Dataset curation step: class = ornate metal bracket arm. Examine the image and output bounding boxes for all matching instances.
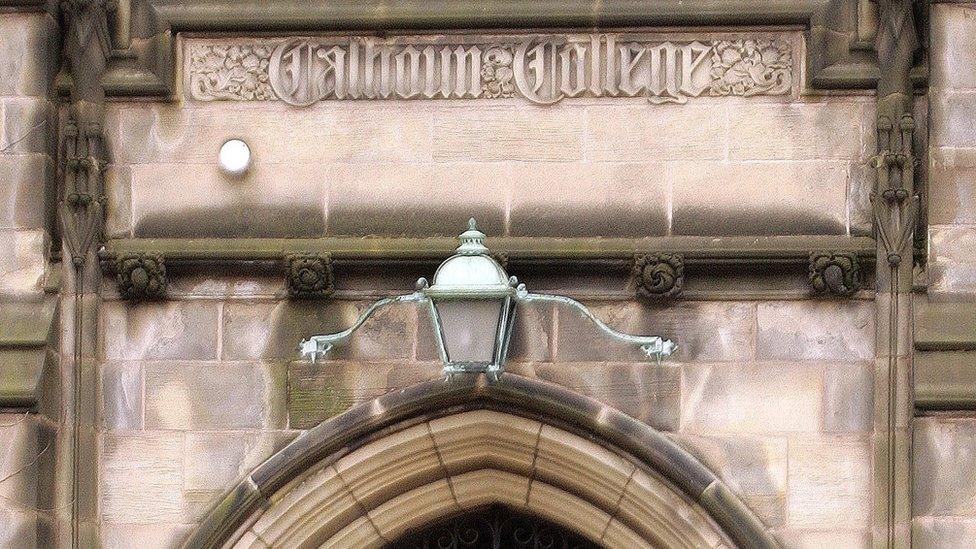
[299,293,424,361]
[634,253,684,299]
[517,289,677,362]
[286,253,335,299]
[809,252,861,297]
[116,253,166,301]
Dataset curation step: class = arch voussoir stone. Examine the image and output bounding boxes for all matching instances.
[184,373,780,549]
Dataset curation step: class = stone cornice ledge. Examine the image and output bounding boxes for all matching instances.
[99,235,876,264]
[151,0,829,31]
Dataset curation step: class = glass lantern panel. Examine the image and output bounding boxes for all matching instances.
[434,299,503,364]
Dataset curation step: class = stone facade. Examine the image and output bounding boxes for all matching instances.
[912,3,976,548]
[0,1,974,548]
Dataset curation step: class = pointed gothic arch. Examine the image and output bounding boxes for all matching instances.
[183,373,780,549]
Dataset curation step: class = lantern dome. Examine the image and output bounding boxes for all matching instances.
[427,219,512,297]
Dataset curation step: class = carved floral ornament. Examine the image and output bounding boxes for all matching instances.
[187,33,795,106]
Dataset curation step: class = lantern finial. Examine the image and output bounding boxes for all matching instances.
[456,218,488,255]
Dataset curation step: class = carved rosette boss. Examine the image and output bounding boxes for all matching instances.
[116,253,167,301]
[286,253,335,299]
[809,252,861,297]
[635,253,684,299]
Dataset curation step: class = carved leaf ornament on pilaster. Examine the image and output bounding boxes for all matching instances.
[635,253,684,299]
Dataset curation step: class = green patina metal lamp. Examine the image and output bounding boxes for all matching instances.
[300,219,676,374]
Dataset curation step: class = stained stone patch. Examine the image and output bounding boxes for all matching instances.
[913,516,976,549]
[221,300,417,361]
[101,300,220,361]
[822,363,874,433]
[100,361,142,430]
[680,362,823,434]
[99,432,186,523]
[288,360,441,429]
[756,301,875,361]
[929,225,976,298]
[0,229,45,296]
[913,417,976,517]
[554,300,755,363]
[786,439,871,529]
[144,361,286,430]
[0,14,54,97]
[670,434,787,527]
[529,362,680,431]
[671,161,849,236]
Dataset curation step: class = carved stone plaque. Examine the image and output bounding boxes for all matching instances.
[186,32,796,106]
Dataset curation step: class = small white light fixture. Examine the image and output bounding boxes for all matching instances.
[218,139,251,177]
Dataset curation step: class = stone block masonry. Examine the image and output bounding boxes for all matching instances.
[96,292,875,547]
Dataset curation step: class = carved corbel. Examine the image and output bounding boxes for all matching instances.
[809,252,861,297]
[635,253,684,299]
[116,253,166,301]
[286,253,335,299]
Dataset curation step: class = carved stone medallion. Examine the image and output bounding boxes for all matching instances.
[116,253,166,301]
[286,253,335,299]
[187,32,795,106]
[635,253,684,299]
[809,252,861,297]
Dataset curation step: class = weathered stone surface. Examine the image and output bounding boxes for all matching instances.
[326,162,506,236]
[99,432,185,523]
[774,529,870,549]
[0,228,45,295]
[671,160,849,235]
[787,439,871,528]
[930,5,976,90]
[288,360,441,428]
[102,165,132,239]
[671,434,787,526]
[508,162,668,237]
[101,524,194,549]
[931,91,976,148]
[102,300,220,360]
[929,148,976,225]
[0,14,54,97]
[100,361,142,430]
[104,103,432,165]
[0,415,55,510]
[929,225,976,299]
[555,301,754,363]
[585,104,725,161]
[756,301,875,361]
[728,101,869,160]
[0,154,51,231]
[507,301,554,362]
[144,361,286,430]
[681,362,823,433]
[822,363,873,433]
[183,432,250,492]
[0,97,54,155]
[128,162,327,238]
[0,508,43,549]
[913,417,976,517]
[222,300,416,361]
[913,517,976,549]
[432,107,582,162]
[530,362,680,431]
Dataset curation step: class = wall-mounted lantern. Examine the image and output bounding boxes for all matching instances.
[300,219,676,374]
